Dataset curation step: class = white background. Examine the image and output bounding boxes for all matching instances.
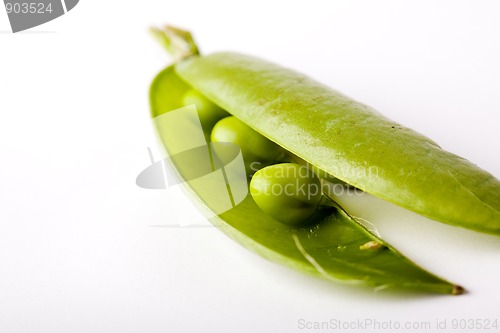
[1,1,500,332]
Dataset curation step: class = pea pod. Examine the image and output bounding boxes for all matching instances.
[175,56,500,236]
[149,27,465,294]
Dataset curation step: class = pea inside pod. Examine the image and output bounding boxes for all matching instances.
[149,25,465,295]
[250,163,323,225]
[211,116,286,173]
[182,88,230,131]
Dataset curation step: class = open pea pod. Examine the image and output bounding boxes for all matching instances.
[150,62,463,295]
[175,54,500,236]
[150,30,500,236]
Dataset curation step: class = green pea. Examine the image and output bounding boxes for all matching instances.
[211,116,286,166]
[250,163,322,226]
[182,88,229,131]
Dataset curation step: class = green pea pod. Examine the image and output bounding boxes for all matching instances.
[174,53,500,236]
[150,62,463,295]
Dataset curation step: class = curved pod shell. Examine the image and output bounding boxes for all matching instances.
[175,52,500,235]
[150,66,462,295]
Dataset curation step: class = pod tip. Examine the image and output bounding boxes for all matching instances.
[452,284,465,295]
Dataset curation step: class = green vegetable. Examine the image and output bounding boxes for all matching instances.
[212,116,286,172]
[148,26,466,294]
[175,54,500,237]
[250,163,322,226]
[292,155,356,188]
[182,88,229,132]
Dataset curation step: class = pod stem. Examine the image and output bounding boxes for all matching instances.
[150,25,200,62]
